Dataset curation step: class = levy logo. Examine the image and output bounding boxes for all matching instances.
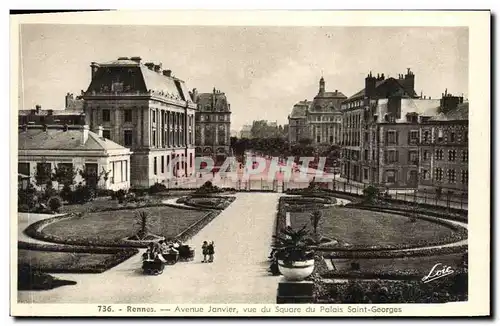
[422,263,455,283]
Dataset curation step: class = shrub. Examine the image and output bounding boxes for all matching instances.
[362,185,379,203]
[114,189,127,203]
[18,183,38,212]
[71,184,95,204]
[60,184,73,202]
[195,181,221,195]
[47,196,63,213]
[149,182,167,194]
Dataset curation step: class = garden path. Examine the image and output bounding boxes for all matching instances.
[18,192,281,304]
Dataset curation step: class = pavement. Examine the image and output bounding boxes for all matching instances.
[17,192,282,304]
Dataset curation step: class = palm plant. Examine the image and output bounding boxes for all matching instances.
[272,224,315,265]
[310,210,323,242]
[135,211,150,239]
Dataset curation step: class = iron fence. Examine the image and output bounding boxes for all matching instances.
[162,176,468,210]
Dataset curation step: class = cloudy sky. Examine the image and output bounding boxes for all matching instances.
[18,25,468,130]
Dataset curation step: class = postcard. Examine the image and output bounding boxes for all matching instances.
[10,10,490,317]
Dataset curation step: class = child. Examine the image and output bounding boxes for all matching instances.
[207,241,215,263]
[202,241,208,263]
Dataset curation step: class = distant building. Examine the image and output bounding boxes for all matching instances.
[288,100,310,143]
[18,124,131,191]
[287,77,346,147]
[192,87,232,164]
[82,57,197,188]
[419,93,468,196]
[307,77,346,146]
[65,92,85,111]
[240,124,252,139]
[18,104,86,126]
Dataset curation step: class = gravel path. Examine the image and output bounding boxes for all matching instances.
[17,192,281,304]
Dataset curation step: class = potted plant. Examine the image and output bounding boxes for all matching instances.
[272,224,315,281]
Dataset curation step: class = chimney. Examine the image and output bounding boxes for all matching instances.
[162,69,172,77]
[48,110,53,116]
[97,125,103,137]
[90,62,99,80]
[154,63,162,72]
[130,56,142,63]
[365,72,376,99]
[82,125,89,144]
[117,56,129,60]
[404,68,415,95]
[145,62,155,70]
[35,104,41,113]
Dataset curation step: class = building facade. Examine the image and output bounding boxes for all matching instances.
[288,100,310,144]
[287,77,346,147]
[192,88,231,164]
[419,96,468,196]
[18,124,131,191]
[82,57,197,188]
[340,69,423,186]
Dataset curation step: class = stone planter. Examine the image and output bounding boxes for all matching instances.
[277,259,315,281]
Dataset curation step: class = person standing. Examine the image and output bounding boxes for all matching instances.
[207,241,215,263]
[202,241,208,263]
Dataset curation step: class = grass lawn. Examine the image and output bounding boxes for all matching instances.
[18,249,126,273]
[60,194,179,215]
[290,207,457,248]
[328,253,464,277]
[42,206,207,243]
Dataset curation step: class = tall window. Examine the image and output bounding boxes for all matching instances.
[124,109,132,123]
[450,132,456,143]
[161,156,165,173]
[435,168,443,181]
[422,169,429,180]
[447,169,456,183]
[124,130,133,146]
[153,157,157,175]
[18,162,30,176]
[152,130,156,147]
[152,110,156,123]
[461,170,468,184]
[448,150,457,161]
[316,135,320,143]
[386,150,398,163]
[102,109,110,122]
[423,150,430,160]
[409,151,419,164]
[166,155,170,172]
[462,150,468,162]
[190,153,193,168]
[387,131,397,144]
[364,150,369,161]
[423,130,430,143]
[409,130,419,144]
[435,149,444,160]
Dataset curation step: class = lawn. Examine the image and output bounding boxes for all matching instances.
[18,249,132,273]
[326,253,464,278]
[290,207,457,248]
[42,206,208,244]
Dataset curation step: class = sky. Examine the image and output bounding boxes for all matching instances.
[18,25,468,131]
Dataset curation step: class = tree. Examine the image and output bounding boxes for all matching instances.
[34,163,53,188]
[52,164,78,189]
[310,210,323,242]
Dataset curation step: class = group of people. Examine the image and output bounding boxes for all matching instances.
[201,241,215,263]
[143,239,182,262]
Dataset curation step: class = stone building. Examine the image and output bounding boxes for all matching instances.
[18,124,131,191]
[419,94,468,196]
[287,77,346,147]
[19,104,86,126]
[340,69,422,185]
[288,100,310,144]
[82,57,197,188]
[307,77,346,146]
[191,87,231,164]
[239,125,252,139]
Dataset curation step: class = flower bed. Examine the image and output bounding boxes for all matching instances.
[176,196,236,210]
[316,272,468,303]
[276,196,467,253]
[321,253,465,279]
[18,248,138,273]
[25,205,210,248]
[320,244,468,259]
